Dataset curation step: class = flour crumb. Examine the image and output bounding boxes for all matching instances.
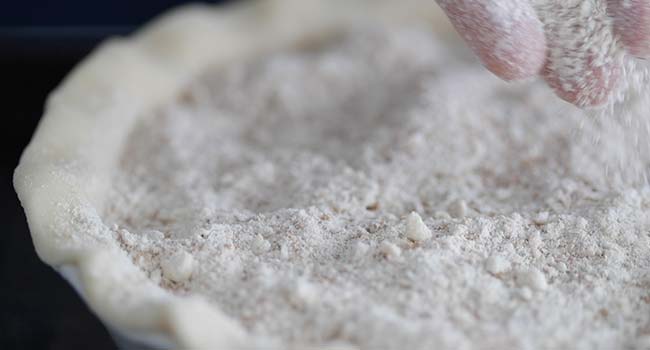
[142,229,165,241]
[350,241,370,260]
[379,241,402,259]
[118,228,135,247]
[405,212,432,242]
[161,251,194,283]
[448,199,468,218]
[433,211,451,220]
[253,234,272,254]
[519,287,534,301]
[516,268,548,291]
[533,211,550,225]
[485,255,511,275]
[287,280,318,308]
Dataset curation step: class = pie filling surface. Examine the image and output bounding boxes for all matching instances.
[104,25,650,349]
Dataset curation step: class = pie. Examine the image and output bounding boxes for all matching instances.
[15,0,650,349]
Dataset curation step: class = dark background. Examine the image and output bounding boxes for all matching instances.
[1,1,230,348]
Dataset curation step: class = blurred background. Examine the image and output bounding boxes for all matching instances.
[1,1,230,348]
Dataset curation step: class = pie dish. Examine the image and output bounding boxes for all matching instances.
[14,1,449,348]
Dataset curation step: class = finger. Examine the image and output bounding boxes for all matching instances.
[608,0,650,58]
[543,53,621,107]
[539,1,623,108]
[437,0,546,81]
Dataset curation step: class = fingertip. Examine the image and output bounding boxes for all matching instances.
[482,20,547,81]
[543,55,621,108]
[609,0,650,58]
[440,0,546,81]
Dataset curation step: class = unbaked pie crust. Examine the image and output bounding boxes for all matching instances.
[14,1,449,348]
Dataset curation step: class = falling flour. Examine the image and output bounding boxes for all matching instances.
[105,22,650,350]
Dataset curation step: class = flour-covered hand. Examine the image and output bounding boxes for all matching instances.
[438,0,650,107]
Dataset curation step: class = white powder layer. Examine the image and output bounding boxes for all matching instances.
[106,25,650,349]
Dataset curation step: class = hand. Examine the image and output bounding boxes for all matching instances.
[436,0,650,107]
